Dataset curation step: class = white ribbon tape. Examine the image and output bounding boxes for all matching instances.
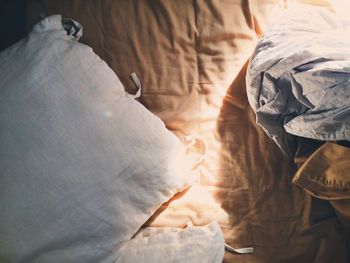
[130,72,142,98]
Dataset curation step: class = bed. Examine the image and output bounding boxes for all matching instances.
[0,0,349,262]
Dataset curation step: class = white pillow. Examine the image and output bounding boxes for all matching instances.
[116,222,225,263]
[0,15,186,263]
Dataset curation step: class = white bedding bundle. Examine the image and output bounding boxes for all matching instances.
[247,3,350,157]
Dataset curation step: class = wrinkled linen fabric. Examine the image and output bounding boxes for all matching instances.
[117,222,225,263]
[293,142,350,227]
[294,142,350,200]
[26,0,261,255]
[247,4,350,157]
[0,15,188,262]
[25,1,350,262]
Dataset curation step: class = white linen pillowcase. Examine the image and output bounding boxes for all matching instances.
[0,15,186,263]
[116,222,225,263]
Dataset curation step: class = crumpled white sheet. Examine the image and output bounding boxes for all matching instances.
[117,222,225,263]
[246,3,350,157]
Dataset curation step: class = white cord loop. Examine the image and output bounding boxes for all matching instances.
[130,72,142,98]
[225,243,254,255]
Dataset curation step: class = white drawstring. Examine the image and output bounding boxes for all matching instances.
[225,243,254,254]
[130,72,142,98]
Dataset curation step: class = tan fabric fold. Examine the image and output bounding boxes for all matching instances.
[293,142,350,229]
[293,143,350,201]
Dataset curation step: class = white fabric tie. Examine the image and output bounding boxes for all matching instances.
[131,72,142,98]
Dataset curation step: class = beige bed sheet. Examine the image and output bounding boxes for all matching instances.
[26,0,349,262]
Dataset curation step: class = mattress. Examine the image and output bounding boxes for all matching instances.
[25,0,349,262]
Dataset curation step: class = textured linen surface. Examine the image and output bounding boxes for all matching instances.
[117,222,225,263]
[0,15,187,263]
[247,6,350,156]
[24,1,350,262]
[294,143,350,200]
[293,142,350,227]
[247,4,350,157]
